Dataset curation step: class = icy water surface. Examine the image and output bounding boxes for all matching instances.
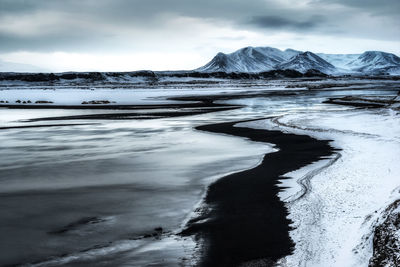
[0,84,398,266]
[0,106,274,266]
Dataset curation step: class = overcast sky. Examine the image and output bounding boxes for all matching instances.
[0,0,399,72]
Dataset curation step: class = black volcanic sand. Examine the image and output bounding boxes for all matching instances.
[323,96,399,109]
[23,107,238,122]
[182,120,336,267]
[0,102,235,110]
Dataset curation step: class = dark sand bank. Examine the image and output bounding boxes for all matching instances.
[23,107,238,122]
[182,120,336,266]
[323,95,400,109]
[0,102,233,110]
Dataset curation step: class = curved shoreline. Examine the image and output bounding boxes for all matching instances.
[182,119,335,266]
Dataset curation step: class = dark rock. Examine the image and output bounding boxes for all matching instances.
[35,100,54,104]
[369,200,400,267]
[81,100,111,104]
[304,69,329,77]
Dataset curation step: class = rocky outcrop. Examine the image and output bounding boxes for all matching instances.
[369,199,400,267]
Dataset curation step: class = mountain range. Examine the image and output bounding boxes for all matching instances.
[197,46,400,75]
[1,46,399,76]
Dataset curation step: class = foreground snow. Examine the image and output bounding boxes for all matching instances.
[240,107,400,267]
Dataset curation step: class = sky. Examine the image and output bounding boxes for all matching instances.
[0,0,399,72]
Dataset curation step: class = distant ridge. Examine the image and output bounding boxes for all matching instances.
[346,51,400,75]
[197,46,400,75]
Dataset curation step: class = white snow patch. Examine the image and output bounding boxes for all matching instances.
[240,108,400,267]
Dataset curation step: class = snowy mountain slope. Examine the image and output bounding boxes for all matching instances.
[278,51,337,74]
[317,53,360,69]
[383,66,400,75]
[346,51,400,74]
[197,46,299,73]
[196,52,239,73]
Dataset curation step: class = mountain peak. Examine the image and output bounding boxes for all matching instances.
[239,46,254,51]
[197,46,299,73]
[347,51,400,73]
[285,48,300,53]
[215,52,227,58]
[278,51,336,74]
[363,51,385,55]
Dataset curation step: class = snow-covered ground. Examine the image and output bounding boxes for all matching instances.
[240,107,400,267]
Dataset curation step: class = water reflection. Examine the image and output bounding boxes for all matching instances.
[0,106,271,266]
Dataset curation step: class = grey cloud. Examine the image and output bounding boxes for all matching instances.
[0,0,398,53]
[0,0,281,52]
[0,32,112,53]
[248,15,323,30]
[311,0,400,15]
[1,0,398,24]
[0,0,272,20]
[0,0,40,14]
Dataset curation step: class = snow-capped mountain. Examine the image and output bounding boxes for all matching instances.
[278,51,337,74]
[197,46,300,73]
[346,51,400,74]
[197,46,400,75]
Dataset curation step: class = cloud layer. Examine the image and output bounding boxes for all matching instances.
[0,0,398,70]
